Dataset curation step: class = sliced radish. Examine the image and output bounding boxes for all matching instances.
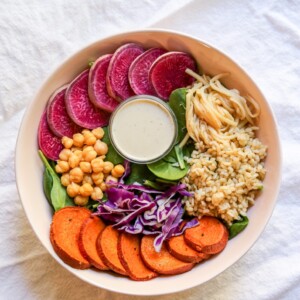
[106,43,144,101]
[128,48,167,96]
[38,111,63,160]
[149,51,197,100]
[88,54,119,113]
[65,70,110,129]
[46,85,82,138]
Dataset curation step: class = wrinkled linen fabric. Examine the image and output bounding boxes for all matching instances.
[0,0,299,299]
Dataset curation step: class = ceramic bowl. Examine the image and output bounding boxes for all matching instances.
[15,29,281,296]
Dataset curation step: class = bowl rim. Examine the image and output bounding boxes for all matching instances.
[15,28,282,296]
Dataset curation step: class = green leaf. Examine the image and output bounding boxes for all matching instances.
[229,215,249,239]
[169,88,187,143]
[43,168,54,209]
[102,127,124,165]
[39,150,74,211]
[125,163,155,185]
[143,180,166,191]
[147,157,189,181]
[175,144,185,169]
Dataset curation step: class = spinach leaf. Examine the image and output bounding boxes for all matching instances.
[143,180,166,191]
[229,215,249,239]
[125,163,155,185]
[39,150,74,211]
[174,144,185,169]
[102,127,124,165]
[169,88,187,143]
[147,156,189,181]
[43,167,53,207]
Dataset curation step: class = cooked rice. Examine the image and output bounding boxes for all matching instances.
[182,121,267,226]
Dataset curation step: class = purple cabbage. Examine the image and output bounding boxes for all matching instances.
[94,182,198,252]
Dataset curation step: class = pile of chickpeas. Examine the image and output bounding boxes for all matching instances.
[55,127,125,206]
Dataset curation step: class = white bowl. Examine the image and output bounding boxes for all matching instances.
[15,29,282,296]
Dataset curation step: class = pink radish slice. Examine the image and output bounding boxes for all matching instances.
[106,43,144,101]
[65,70,110,129]
[47,85,82,138]
[128,48,167,96]
[38,111,63,160]
[88,54,119,113]
[149,51,197,100]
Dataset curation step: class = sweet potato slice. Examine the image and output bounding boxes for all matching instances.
[118,233,158,281]
[78,215,109,270]
[167,234,210,263]
[184,216,229,254]
[140,236,194,275]
[96,225,127,276]
[50,207,91,269]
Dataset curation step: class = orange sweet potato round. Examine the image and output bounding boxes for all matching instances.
[118,233,158,281]
[78,215,109,270]
[184,216,229,254]
[50,207,91,269]
[140,235,194,275]
[96,225,127,276]
[167,234,210,263]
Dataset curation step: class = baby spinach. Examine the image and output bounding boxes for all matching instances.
[125,163,155,185]
[102,127,124,165]
[169,88,187,143]
[229,215,249,239]
[39,150,74,211]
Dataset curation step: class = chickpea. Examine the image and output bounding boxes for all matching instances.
[94,140,108,156]
[103,161,114,174]
[111,164,125,178]
[82,129,91,136]
[105,175,118,186]
[55,160,70,173]
[59,149,72,161]
[73,133,84,147]
[73,150,83,161]
[61,173,70,187]
[79,183,93,197]
[99,182,107,192]
[69,167,84,183]
[91,157,104,173]
[80,161,92,173]
[92,127,105,139]
[91,187,103,200]
[92,172,104,185]
[67,182,80,197]
[82,174,93,185]
[62,136,73,149]
[69,154,80,169]
[74,195,89,206]
[84,133,97,146]
[82,149,97,162]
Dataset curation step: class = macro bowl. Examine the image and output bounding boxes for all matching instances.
[15,29,282,296]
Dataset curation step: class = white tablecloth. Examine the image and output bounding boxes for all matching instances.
[1,0,299,299]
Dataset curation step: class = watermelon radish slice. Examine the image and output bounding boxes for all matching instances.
[106,43,144,101]
[88,54,119,113]
[128,48,167,95]
[149,52,197,100]
[47,85,82,138]
[38,111,63,160]
[65,70,110,129]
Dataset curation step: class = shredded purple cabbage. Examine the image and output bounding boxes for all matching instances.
[94,181,198,252]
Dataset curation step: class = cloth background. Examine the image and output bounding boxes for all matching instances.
[0,0,299,299]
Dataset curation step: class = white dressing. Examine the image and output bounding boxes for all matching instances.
[110,97,177,163]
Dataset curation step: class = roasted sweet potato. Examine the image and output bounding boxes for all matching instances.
[50,207,91,269]
[118,233,158,281]
[96,225,127,276]
[140,236,194,275]
[167,234,210,263]
[78,215,109,270]
[184,216,229,254]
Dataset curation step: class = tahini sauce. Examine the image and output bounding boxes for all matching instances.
[110,98,176,162]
